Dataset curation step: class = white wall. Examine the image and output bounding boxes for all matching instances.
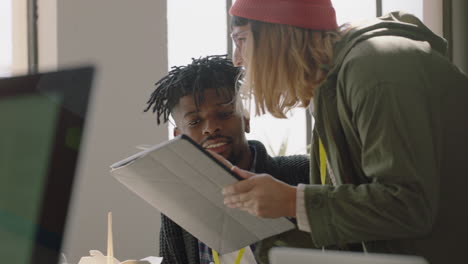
[38,0,57,71]
[39,0,168,263]
[11,0,28,75]
[423,0,443,36]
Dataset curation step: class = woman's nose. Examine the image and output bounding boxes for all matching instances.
[233,46,244,67]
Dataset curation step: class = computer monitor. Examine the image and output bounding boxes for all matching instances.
[0,66,95,264]
[269,247,428,264]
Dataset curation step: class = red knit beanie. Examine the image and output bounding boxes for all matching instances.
[230,0,338,30]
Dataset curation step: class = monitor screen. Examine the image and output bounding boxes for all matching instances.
[0,66,94,264]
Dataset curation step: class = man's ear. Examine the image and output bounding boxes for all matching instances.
[173,127,181,137]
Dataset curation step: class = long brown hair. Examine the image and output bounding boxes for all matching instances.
[236,18,341,118]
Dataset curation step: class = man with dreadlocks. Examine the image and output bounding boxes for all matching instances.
[144,55,311,264]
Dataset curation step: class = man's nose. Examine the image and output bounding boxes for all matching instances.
[203,119,222,135]
[233,46,243,67]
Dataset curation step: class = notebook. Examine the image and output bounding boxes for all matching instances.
[0,66,95,264]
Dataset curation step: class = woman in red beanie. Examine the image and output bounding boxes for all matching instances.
[222,0,468,263]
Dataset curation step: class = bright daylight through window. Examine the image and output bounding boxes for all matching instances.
[0,0,28,77]
[167,0,422,156]
[168,0,307,156]
[0,0,13,77]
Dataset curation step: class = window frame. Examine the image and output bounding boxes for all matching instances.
[442,0,453,61]
[2,0,37,75]
[27,0,39,74]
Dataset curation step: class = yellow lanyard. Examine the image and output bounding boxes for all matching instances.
[319,139,328,253]
[319,139,327,185]
[212,248,245,264]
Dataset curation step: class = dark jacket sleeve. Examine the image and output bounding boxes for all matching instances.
[249,140,310,185]
[159,214,189,264]
[268,154,310,185]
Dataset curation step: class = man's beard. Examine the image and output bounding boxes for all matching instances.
[227,149,241,166]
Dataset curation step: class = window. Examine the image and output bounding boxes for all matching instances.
[167,0,228,138]
[167,0,227,67]
[382,0,423,19]
[166,0,422,155]
[167,0,307,156]
[332,0,376,25]
[247,105,308,156]
[0,0,28,77]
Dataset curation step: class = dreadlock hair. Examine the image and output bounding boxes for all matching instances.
[144,55,241,125]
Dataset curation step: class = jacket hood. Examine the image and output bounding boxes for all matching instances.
[329,11,448,76]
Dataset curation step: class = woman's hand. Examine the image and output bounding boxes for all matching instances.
[222,166,297,218]
[206,149,297,218]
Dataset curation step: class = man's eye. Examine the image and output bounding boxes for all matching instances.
[188,119,200,126]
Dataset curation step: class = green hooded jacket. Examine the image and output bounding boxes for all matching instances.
[257,12,468,264]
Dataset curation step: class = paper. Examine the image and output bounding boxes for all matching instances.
[77,250,157,264]
[76,212,161,264]
[110,135,295,254]
[140,257,163,264]
[76,250,124,264]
